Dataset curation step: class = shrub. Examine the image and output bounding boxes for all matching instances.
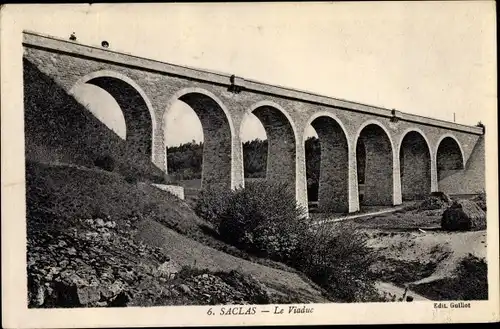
[194,184,235,225]
[25,161,204,235]
[413,254,488,300]
[473,190,486,211]
[293,223,380,302]
[124,174,139,184]
[441,199,486,231]
[417,192,452,211]
[452,255,488,300]
[217,181,308,263]
[94,154,115,172]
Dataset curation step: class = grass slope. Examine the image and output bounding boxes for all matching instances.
[26,161,327,306]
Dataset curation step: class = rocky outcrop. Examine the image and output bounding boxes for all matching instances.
[28,216,166,307]
[183,270,270,305]
[27,216,278,307]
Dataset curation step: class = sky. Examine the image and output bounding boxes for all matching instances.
[10,2,497,146]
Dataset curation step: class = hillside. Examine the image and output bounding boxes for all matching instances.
[26,161,328,307]
[23,58,165,185]
[24,56,329,307]
[23,54,487,306]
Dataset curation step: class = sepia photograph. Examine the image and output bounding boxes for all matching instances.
[1,2,498,327]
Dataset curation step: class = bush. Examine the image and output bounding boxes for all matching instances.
[473,190,486,211]
[417,192,452,211]
[25,161,205,236]
[124,174,139,184]
[193,180,384,302]
[293,223,380,302]
[452,255,488,300]
[441,199,486,231]
[413,254,488,300]
[94,154,115,172]
[194,184,235,226]
[217,181,308,262]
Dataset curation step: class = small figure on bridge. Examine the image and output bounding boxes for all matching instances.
[69,32,76,41]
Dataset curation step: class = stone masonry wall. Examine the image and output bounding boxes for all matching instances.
[23,59,165,184]
[400,131,431,200]
[178,93,233,190]
[357,124,394,206]
[23,41,485,214]
[311,116,349,213]
[252,106,296,191]
[438,135,485,195]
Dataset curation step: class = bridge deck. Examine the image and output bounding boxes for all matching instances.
[22,30,483,136]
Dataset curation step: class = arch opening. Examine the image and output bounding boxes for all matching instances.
[72,84,126,140]
[165,101,203,182]
[241,113,268,181]
[164,92,233,191]
[356,124,394,206]
[305,135,320,204]
[399,131,431,200]
[308,116,349,213]
[84,76,153,156]
[436,136,464,183]
[249,105,296,192]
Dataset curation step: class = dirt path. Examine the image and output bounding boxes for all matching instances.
[312,206,406,225]
[367,229,487,288]
[135,219,328,303]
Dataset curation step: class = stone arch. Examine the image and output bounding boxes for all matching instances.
[435,134,465,184]
[355,120,395,206]
[304,112,350,212]
[398,129,432,200]
[69,70,156,160]
[243,100,298,195]
[163,88,236,190]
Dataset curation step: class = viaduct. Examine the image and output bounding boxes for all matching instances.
[22,31,486,214]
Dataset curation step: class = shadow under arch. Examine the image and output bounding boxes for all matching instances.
[398,129,432,200]
[435,134,465,184]
[354,120,395,206]
[304,112,350,213]
[69,70,156,160]
[163,88,236,190]
[242,100,298,196]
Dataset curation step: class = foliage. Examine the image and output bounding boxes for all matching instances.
[413,254,488,300]
[24,59,165,186]
[453,255,488,300]
[25,161,206,237]
[473,190,486,211]
[305,137,321,200]
[26,160,310,279]
[194,185,235,226]
[166,137,322,199]
[369,256,440,286]
[216,181,309,263]
[242,139,268,178]
[195,179,381,302]
[441,199,486,231]
[292,223,380,302]
[94,154,116,172]
[417,192,452,211]
[167,141,203,180]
